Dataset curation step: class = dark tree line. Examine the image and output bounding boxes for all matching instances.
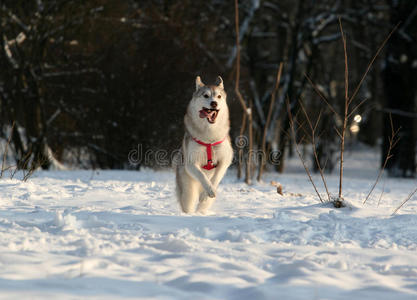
[0,0,416,178]
[383,0,417,177]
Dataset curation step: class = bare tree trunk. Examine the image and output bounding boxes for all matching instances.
[237,112,247,179]
[234,0,252,183]
[276,0,304,173]
[257,63,283,181]
[383,1,417,178]
[245,99,253,184]
[24,69,51,170]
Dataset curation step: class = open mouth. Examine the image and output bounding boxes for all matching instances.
[199,107,219,124]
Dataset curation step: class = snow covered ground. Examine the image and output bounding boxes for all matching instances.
[0,148,416,299]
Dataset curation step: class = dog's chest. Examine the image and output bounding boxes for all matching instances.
[186,139,228,167]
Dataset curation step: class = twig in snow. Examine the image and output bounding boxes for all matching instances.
[270,181,283,195]
[377,178,387,207]
[392,188,417,215]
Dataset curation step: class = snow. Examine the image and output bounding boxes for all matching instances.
[0,149,416,299]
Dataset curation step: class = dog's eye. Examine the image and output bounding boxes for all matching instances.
[217,95,221,99]
[204,94,209,98]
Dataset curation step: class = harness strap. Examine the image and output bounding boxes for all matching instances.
[192,136,226,170]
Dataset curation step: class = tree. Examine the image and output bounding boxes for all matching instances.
[382,1,417,178]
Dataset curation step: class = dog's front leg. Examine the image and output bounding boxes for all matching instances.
[185,163,216,197]
[196,161,229,214]
[198,152,232,213]
[210,160,230,189]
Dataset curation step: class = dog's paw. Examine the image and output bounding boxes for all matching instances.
[206,185,216,198]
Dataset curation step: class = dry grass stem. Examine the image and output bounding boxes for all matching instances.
[299,101,331,201]
[363,114,400,204]
[377,178,387,207]
[286,98,324,203]
[392,188,417,215]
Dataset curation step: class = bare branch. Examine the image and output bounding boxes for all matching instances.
[349,22,400,104]
[299,101,314,133]
[334,126,342,139]
[299,101,331,201]
[233,0,248,113]
[347,98,368,119]
[392,188,417,215]
[304,73,340,118]
[378,108,417,119]
[287,98,324,203]
[363,113,399,204]
[313,110,323,133]
[227,0,260,68]
[339,18,349,106]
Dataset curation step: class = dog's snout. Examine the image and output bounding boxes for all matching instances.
[210,101,218,108]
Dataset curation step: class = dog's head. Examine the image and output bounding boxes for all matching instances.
[191,76,227,124]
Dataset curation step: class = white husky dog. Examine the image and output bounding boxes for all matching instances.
[174,76,233,214]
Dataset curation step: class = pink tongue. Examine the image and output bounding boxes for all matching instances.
[199,109,209,118]
[200,109,216,120]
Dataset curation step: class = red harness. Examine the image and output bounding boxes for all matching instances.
[192,136,226,170]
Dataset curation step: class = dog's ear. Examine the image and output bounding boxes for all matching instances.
[216,76,224,89]
[195,76,205,91]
